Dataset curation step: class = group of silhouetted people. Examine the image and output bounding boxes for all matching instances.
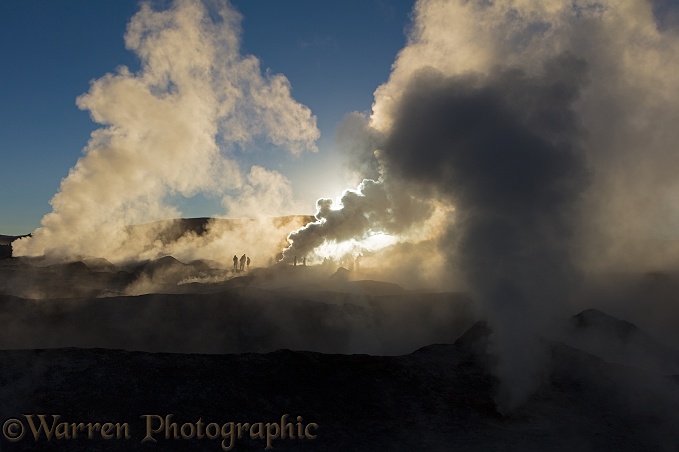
[232,254,250,272]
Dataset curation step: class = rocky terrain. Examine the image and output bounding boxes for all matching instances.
[0,316,677,451]
[0,257,678,450]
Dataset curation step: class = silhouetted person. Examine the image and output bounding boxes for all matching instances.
[240,254,246,271]
[303,257,306,266]
[355,254,362,271]
[294,256,297,267]
[246,256,250,270]
[233,255,238,271]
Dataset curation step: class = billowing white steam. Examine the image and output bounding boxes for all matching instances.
[283,0,679,412]
[223,165,304,219]
[371,0,679,265]
[15,0,318,262]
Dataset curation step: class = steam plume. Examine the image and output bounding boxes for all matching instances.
[284,0,679,411]
[15,0,319,262]
[281,175,436,263]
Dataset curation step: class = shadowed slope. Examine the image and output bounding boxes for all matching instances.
[1,317,678,450]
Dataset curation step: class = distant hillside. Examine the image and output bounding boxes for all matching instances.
[565,308,679,374]
[124,215,315,246]
[0,234,32,245]
[0,234,31,258]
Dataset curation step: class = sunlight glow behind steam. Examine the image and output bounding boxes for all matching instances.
[310,231,398,264]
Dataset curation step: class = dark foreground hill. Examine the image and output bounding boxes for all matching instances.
[0,319,678,451]
[1,259,679,449]
[0,258,477,355]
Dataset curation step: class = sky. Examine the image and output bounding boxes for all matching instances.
[0,0,414,235]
